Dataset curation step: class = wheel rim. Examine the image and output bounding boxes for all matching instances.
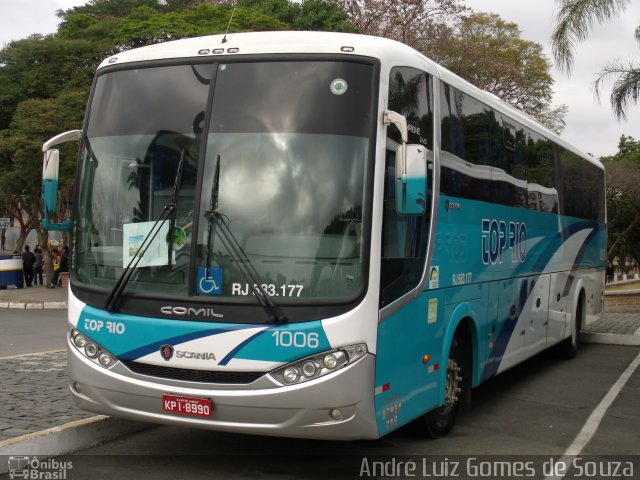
[438,357,461,415]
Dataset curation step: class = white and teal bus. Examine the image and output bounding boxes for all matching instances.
[42,31,606,440]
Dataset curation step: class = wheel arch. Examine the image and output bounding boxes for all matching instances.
[440,303,480,405]
[569,279,587,336]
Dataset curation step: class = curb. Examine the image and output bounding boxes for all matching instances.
[0,302,67,310]
[0,416,150,474]
[580,331,640,346]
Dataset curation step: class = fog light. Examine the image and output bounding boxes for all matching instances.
[282,367,299,384]
[301,361,318,378]
[330,408,344,421]
[98,352,114,367]
[85,342,98,358]
[74,334,87,348]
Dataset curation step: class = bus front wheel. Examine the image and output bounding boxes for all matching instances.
[421,335,464,438]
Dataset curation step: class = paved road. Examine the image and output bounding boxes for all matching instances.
[9,343,635,480]
[0,351,92,439]
[0,309,68,357]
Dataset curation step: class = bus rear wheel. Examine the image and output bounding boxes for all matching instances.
[559,294,583,359]
[422,336,464,438]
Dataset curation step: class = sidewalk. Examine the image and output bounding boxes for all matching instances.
[0,284,67,309]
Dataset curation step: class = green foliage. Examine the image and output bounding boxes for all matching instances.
[293,0,357,32]
[615,134,640,159]
[602,134,640,262]
[0,36,99,129]
[111,4,288,49]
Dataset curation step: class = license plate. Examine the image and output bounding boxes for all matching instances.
[162,394,212,418]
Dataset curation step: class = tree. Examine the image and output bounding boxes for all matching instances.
[552,0,640,119]
[0,91,86,280]
[335,0,468,51]
[437,13,567,133]
[0,35,101,130]
[601,135,640,264]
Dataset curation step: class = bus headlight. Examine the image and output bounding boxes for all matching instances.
[70,329,116,369]
[270,344,367,386]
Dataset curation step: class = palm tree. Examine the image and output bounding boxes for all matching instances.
[552,0,640,118]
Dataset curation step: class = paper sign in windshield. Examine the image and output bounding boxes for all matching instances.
[123,221,170,268]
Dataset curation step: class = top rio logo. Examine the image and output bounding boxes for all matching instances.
[481,219,527,265]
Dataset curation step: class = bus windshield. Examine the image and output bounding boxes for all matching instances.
[73,59,375,305]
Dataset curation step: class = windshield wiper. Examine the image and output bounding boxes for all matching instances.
[104,148,188,313]
[203,155,287,324]
[167,148,188,268]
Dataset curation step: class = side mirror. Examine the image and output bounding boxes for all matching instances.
[41,130,82,232]
[42,149,60,216]
[395,144,427,215]
[383,110,428,215]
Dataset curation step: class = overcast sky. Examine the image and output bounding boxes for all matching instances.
[1,0,639,158]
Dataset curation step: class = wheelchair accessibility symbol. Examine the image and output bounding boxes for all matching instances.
[197,266,222,295]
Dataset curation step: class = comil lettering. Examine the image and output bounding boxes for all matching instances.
[161,306,223,318]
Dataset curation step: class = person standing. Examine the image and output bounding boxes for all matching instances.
[606,261,614,283]
[22,245,36,287]
[49,246,69,288]
[33,246,44,286]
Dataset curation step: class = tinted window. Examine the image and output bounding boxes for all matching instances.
[209,61,373,137]
[558,148,605,222]
[440,82,559,214]
[381,67,433,307]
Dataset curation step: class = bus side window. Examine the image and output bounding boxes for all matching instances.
[380,67,432,307]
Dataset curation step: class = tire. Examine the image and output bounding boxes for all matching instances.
[558,294,583,359]
[421,335,465,438]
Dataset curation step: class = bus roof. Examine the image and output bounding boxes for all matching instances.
[99,31,602,170]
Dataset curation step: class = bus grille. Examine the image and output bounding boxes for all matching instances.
[121,360,265,384]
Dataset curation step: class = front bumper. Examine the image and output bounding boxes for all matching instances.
[67,336,379,440]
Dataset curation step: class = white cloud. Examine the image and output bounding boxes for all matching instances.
[0,0,87,48]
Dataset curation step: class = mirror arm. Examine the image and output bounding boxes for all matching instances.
[383,110,408,143]
[42,130,82,152]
